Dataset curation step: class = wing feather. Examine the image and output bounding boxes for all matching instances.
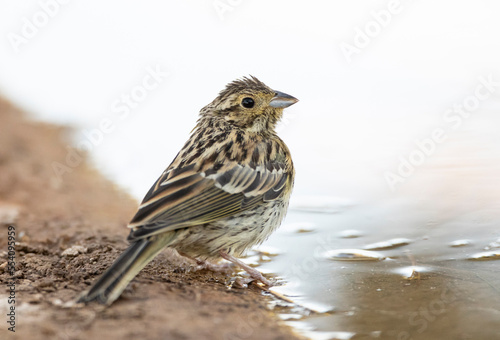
[128,161,290,242]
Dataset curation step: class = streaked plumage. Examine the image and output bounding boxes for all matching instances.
[78,76,298,305]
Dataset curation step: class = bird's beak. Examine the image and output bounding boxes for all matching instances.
[269,91,299,108]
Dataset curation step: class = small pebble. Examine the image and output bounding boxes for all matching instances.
[363,238,411,251]
[468,251,500,261]
[338,229,363,238]
[325,249,386,261]
[28,293,44,304]
[449,239,472,247]
[62,245,88,257]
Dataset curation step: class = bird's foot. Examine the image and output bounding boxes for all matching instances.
[178,251,234,274]
[196,260,234,274]
[219,251,273,287]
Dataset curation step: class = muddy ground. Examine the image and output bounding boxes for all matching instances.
[0,97,302,340]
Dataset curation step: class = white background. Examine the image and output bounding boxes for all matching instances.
[1,0,500,202]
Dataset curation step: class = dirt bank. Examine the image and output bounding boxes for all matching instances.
[0,97,302,340]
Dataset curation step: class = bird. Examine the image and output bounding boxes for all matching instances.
[77,76,298,305]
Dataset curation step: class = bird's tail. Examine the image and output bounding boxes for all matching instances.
[77,232,176,305]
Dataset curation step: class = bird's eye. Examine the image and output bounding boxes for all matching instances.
[241,97,255,108]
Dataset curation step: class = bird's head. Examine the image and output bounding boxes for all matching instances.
[201,76,298,134]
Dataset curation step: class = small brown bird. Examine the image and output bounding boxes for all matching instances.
[78,76,298,305]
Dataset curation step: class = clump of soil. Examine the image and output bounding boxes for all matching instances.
[0,97,301,340]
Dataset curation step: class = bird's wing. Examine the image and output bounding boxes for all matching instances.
[127,161,290,241]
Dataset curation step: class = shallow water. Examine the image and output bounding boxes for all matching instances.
[253,163,500,339]
[257,203,499,339]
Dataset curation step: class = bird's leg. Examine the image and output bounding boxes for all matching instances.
[219,251,273,286]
